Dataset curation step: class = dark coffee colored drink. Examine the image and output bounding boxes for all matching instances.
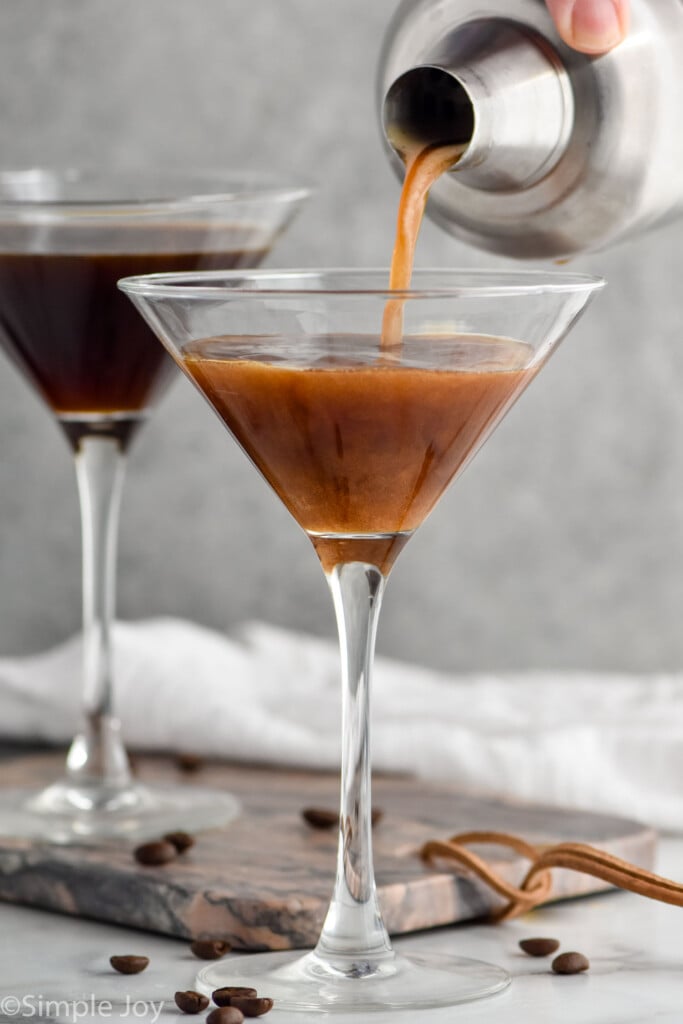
[183,334,536,572]
[0,225,267,449]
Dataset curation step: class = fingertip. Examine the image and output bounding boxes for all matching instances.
[547,0,629,55]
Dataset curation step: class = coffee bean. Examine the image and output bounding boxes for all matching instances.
[164,830,195,853]
[174,990,209,1014]
[212,988,258,1007]
[177,752,204,773]
[109,955,149,975]
[301,807,385,829]
[230,996,274,1017]
[206,1009,244,1024]
[133,840,177,866]
[519,937,560,958]
[552,951,590,975]
[302,807,337,830]
[190,938,232,960]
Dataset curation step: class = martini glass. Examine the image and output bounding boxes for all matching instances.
[0,170,308,842]
[120,268,602,1011]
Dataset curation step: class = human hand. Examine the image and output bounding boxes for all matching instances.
[545,0,629,53]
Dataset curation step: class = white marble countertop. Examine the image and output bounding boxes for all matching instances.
[1,838,683,1023]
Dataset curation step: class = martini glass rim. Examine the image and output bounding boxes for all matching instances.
[118,265,605,301]
[0,167,311,215]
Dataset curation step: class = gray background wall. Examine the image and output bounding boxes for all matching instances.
[0,0,681,672]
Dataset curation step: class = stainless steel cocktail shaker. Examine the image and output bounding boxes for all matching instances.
[377,0,683,258]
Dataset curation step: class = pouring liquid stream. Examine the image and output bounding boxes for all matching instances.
[382,142,465,351]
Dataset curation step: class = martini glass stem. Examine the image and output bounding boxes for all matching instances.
[66,435,131,790]
[315,560,394,975]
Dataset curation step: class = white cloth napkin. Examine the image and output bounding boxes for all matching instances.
[0,617,681,830]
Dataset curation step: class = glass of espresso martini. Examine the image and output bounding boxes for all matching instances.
[0,170,308,842]
[120,267,602,1012]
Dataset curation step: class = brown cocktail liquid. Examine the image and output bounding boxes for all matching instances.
[184,334,535,573]
[0,225,267,450]
[183,143,537,573]
[382,142,465,349]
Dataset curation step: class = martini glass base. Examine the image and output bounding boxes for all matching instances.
[0,781,240,843]
[196,948,510,1013]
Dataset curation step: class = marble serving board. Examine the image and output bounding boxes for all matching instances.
[0,752,657,950]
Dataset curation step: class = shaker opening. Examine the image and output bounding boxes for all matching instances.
[383,66,474,159]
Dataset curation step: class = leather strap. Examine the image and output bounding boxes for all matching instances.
[420,831,683,921]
